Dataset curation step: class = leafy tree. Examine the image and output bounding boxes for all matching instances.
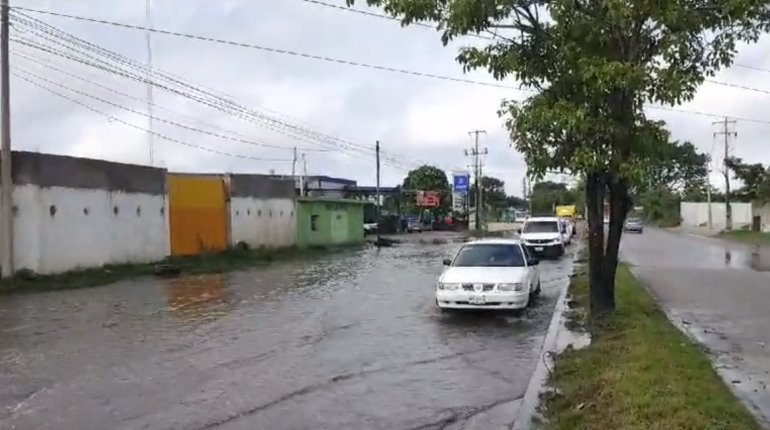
[350,0,770,316]
[726,157,770,202]
[643,141,709,194]
[469,176,507,209]
[529,180,578,214]
[401,165,452,215]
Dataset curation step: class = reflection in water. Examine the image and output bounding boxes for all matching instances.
[165,273,232,323]
[722,247,770,272]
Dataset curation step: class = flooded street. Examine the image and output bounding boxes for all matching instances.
[0,240,576,430]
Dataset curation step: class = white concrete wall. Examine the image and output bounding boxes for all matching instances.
[680,202,753,229]
[3,184,169,274]
[230,197,297,249]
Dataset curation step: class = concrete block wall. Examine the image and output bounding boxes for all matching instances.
[2,151,169,274]
[680,201,753,229]
[228,174,297,249]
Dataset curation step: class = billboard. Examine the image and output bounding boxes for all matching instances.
[453,172,470,192]
[416,191,440,207]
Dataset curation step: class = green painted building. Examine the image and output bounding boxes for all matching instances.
[296,198,367,248]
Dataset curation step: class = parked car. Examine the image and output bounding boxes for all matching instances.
[624,217,644,233]
[518,216,566,258]
[436,239,541,311]
[363,223,378,235]
[407,219,423,233]
[559,218,573,244]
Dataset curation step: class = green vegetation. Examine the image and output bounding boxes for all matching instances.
[720,230,770,246]
[349,0,770,316]
[540,264,759,430]
[0,246,341,295]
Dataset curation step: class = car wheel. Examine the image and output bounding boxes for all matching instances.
[535,281,542,295]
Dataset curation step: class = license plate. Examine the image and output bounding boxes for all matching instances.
[469,295,486,304]
[535,247,544,252]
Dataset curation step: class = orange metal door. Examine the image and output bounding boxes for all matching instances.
[168,174,229,256]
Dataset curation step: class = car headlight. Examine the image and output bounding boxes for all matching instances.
[438,282,460,291]
[497,282,525,292]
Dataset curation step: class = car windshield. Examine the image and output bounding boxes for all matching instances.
[627,218,642,223]
[523,221,559,233]
[452,244,526,267]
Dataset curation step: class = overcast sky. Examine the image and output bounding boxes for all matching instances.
[8,0,770,196]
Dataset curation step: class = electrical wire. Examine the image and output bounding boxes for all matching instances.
[298,0,499,41]
[13,70,295,162]
[13,6,770,127]
[10,6,526,92]
[10,11,432,169]
[11,48,333,153]
[10,14,440,171]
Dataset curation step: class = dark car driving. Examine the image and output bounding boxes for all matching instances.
[624,217,644,233]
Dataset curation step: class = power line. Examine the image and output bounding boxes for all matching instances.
[13,66,343,160]
[14,6,770,127]
[10,6,525,92]
[11,48,333,153]
[9,11,434,169]
[298,0,498,41]
[13,70,295,162]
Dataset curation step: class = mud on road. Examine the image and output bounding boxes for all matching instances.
[0,240,577,430]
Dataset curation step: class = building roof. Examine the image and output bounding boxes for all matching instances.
[306,175,357,185]
[296,197,370,205]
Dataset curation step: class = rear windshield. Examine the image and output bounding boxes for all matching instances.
[523,221,559,233]
[452,244,526,267]
[627,218,642,223]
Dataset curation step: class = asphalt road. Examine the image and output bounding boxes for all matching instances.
[621,227,770,426]
[0,239,577,430]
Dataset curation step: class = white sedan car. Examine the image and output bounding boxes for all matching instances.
[436,239,541,311]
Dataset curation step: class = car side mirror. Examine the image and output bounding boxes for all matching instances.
[517,228,522,234]
[442,258,452,266]
[528,257,539,266]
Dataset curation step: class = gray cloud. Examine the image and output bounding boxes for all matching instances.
[8,0,770,197]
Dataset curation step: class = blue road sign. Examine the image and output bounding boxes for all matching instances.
[453,174,470,192]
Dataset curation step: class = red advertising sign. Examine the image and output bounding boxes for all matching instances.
[416,191,440,207]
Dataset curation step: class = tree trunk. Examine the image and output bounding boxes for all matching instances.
[585,171,608,316]
[599,175,631,314]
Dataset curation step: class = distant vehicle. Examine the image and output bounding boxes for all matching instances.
[555,205,576,218]
[559,218,573,244]
[518,216,566,258]
[407,220,423,233]
[363,223,378,235]
[436,239,541,311]
[624,217,644,234]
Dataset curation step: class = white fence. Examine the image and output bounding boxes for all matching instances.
[680,201,752,229]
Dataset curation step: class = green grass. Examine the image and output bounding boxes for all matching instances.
[0,245,343,295]
[540,264,760,430]
[720,230,770,246]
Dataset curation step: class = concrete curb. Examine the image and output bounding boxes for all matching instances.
[511,243,585,430]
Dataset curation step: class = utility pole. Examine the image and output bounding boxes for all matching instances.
[375,140,381,242]
[300,153,307,197]
[291,146,297,177]
[713,117,737,230]
[1,0,13,278]
[465,130,487,231]
[706,152,713,230]
[145,0,155,166]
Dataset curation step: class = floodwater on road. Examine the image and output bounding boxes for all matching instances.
[0,240,576,430]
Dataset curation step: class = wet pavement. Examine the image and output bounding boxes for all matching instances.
[621,228,770,426]
[0,240,577,430]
